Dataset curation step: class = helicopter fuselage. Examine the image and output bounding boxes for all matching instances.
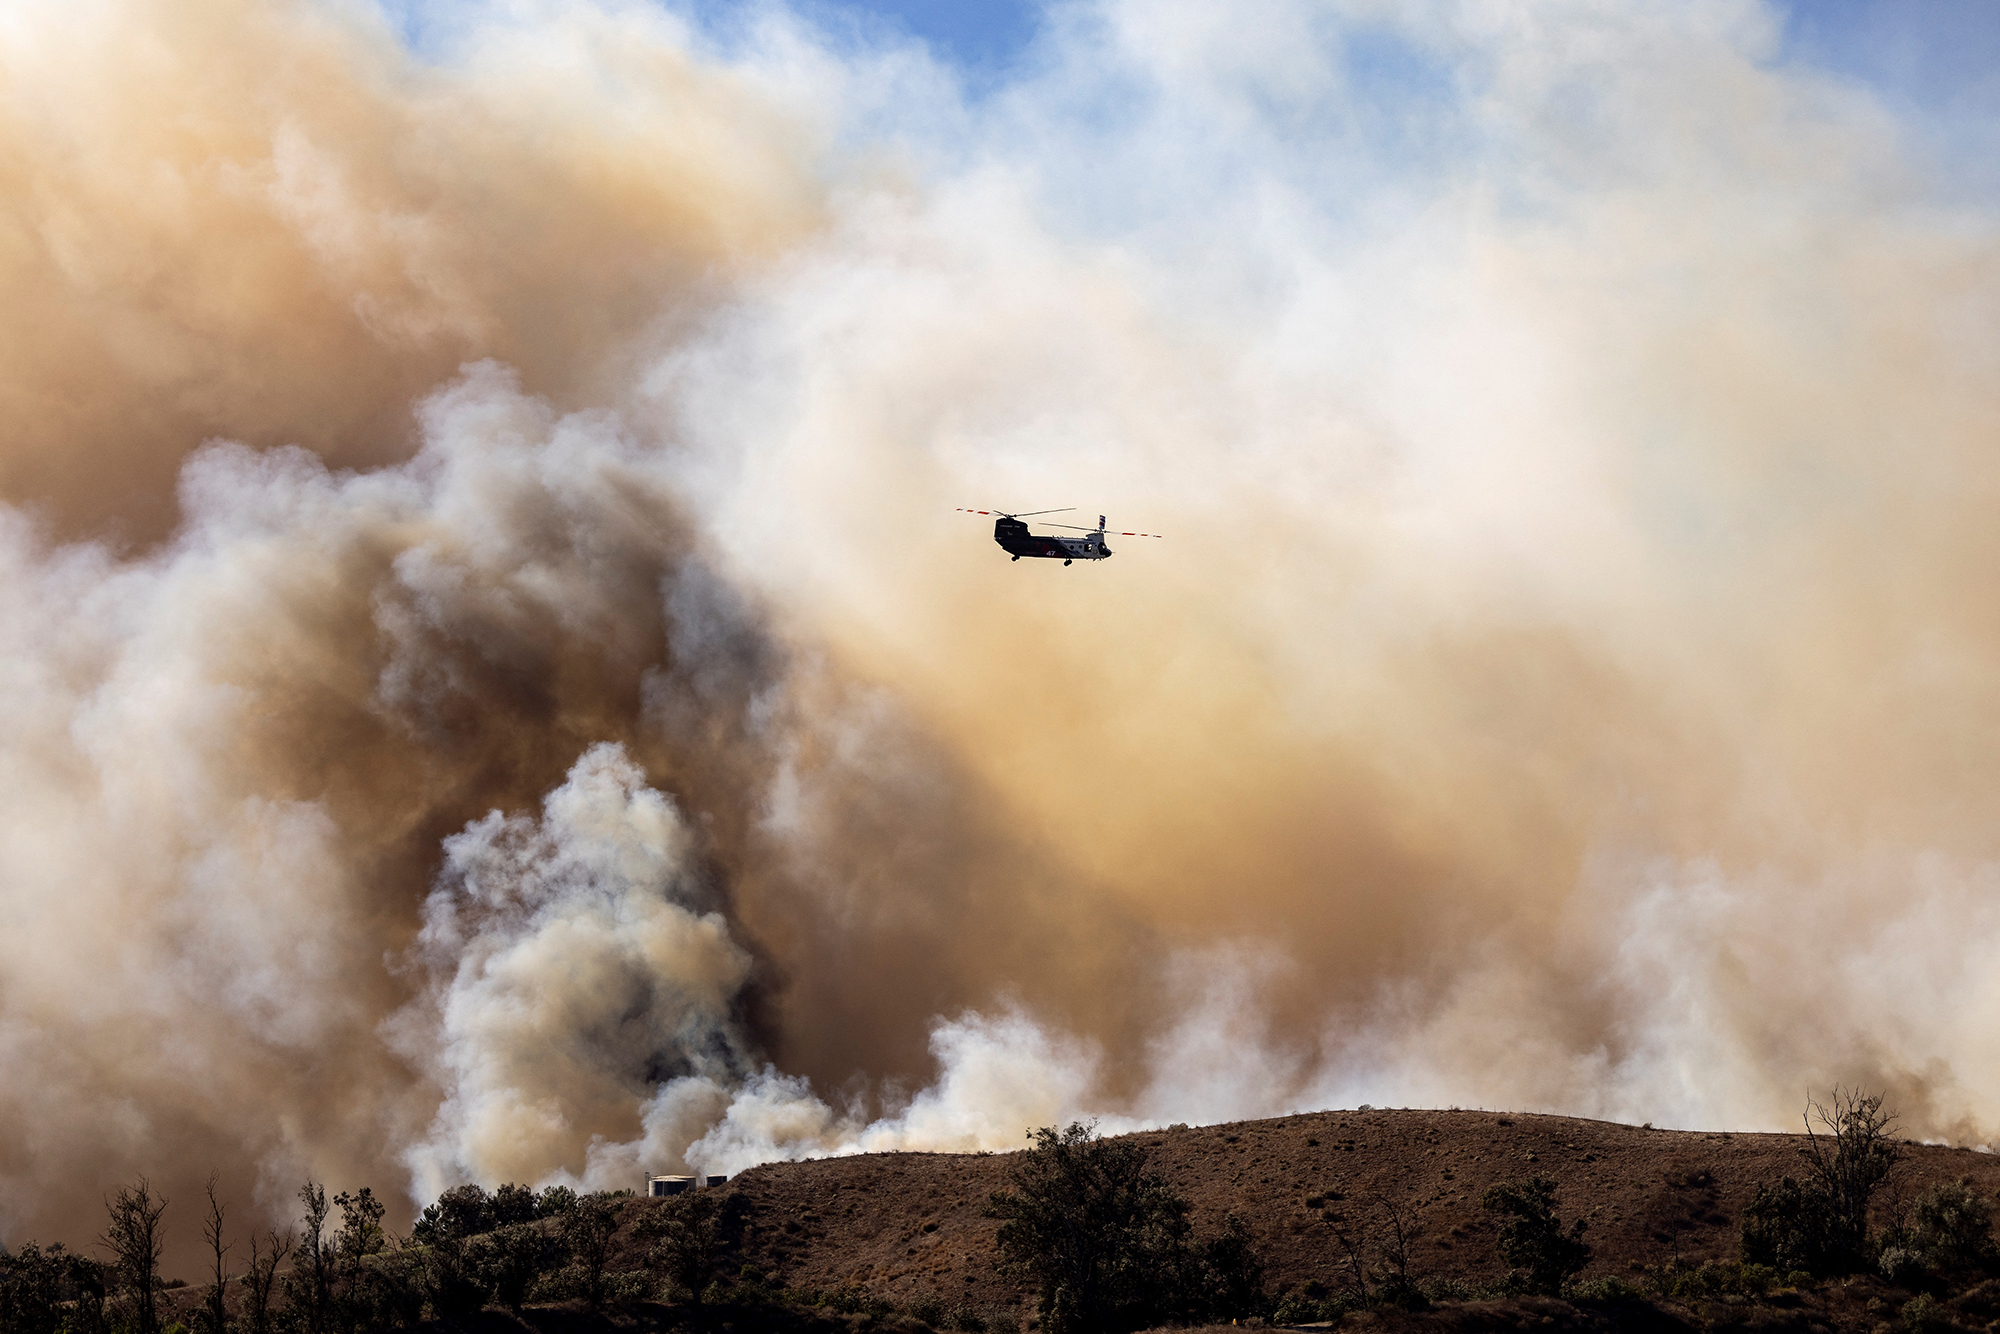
[994,516,1112,563]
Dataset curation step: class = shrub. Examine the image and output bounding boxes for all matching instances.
[1567,1275,1643,1302]
[1481,1177,1591,1296]
[908,1291,946,1326]
[1909,1178,1996,1273]
[1742,1175,1838,1275]
[1643,1257,1775,1300]
[1903,1291,1948,1332]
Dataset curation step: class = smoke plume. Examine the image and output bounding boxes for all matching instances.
[6,0,2000,1270]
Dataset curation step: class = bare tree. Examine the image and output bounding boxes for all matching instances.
[1325,1212,1370,1308]
[1374,1197,1424,1305]
[240,1229,292,1334]
[102,1178,167,1334]
[201,1176,231,1334]
[1801,1086,1900,1269]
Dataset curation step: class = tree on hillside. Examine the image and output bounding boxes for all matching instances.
[640,1190,726,1306]
[411,1185,494,1245]
[333,1188,385,1270]
[1742,1087,1900,1277]
[1481,1177,1591,1296]
[199,1177,230,1334]
[291,1182,334,1334]
[0,1242,76,1334]
[490,1184,539,1229]
[561,1196,623,1309]
[239,1229,291,1334]
[102,1179,166,1334]
[985,1122,1265,1334]
[66,1252,109,1334]
[1800,1087,1899,1271]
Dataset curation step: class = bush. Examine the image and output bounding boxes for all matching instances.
[1903,1292,1948,1332]
[1643,1257,1775,1300]
[1908,1178,1996,1274]
[985,1122,1266,1334]
[1481,1178,1591,1296]
[1567,1275,1644,1302]
[1743,1176,1839,1276]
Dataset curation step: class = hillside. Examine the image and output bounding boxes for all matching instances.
[132,1107,2000,1332]
[716,1107,2000,1311]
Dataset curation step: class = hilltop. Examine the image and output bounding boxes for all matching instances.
[719,1106,2000,1311]
[136,1107,2000,1332]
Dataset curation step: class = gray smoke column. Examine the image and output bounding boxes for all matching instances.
[10,0,2000,1273]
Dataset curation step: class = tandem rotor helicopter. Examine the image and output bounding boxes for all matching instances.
[955,508,1163,565]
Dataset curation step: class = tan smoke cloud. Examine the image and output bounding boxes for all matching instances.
[0,0,819,539]
[7,0,2000,1277]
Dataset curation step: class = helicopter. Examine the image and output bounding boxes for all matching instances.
[956,508,1163,564]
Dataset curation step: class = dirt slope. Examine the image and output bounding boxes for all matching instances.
[713,1108,2000,1309]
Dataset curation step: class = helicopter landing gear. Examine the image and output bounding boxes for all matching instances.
[1012,555,1020,561]
[1063,559,1072,565]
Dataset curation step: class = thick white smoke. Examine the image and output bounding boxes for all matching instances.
[396,742,753,1200]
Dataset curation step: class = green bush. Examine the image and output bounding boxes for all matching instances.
[1903,1292,1948,1332]
[986,1122,1265,1334]
[1269,1292,1322,1323]
[1742,1175,1838,1275]
[1643,1257,1776,1300]
[1480,1177,1591,1296]
[1567,1275,1643,1302]
[1909,1178,1996,1273]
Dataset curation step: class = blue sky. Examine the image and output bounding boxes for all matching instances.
[831,0,2000,108]
[809,0,1038,70]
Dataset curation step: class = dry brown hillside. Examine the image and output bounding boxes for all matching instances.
[718,1107,2000,1311]
[137,1107,2000,1332]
